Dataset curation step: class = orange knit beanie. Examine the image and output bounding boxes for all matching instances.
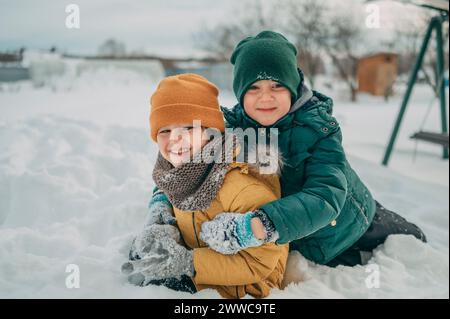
[149,73,225,141]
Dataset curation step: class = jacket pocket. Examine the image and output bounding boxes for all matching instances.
[348,193,369,226]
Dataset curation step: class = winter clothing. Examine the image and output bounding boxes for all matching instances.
[125,224,197,292]
[128,191,176,261]
[152,134,235,211]
[221,78,378,265]
[218,30,428,265]
[180,166,288,299]
[253,209,279,242]
[128,190,177,261]
[153,137,288,298]
[122,237,195,284]
[145,189,176,226]
[144,275,197,294]
[231,30,302,104]
[128,224,181,261]
[326,201,427,267]
[211,79,429,265]
[200,211,265,255]
[149,73,225,141]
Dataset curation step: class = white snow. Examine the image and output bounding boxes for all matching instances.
[0,68,448,298]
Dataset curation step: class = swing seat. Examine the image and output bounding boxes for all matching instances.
[410,130,449,147]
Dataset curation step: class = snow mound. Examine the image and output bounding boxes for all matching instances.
[276,235,448,299]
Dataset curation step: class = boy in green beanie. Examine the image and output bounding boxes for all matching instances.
[143,31,427,267]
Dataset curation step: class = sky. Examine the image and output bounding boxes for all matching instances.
[0,0,430,56]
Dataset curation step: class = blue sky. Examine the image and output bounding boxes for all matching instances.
[0,0,426,56]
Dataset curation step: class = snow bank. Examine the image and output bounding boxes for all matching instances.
[9,51,165,92]
[277,235,448,299]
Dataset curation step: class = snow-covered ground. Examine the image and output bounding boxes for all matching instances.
[0,68,448,298]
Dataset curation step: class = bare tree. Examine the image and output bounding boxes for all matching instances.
[391,10,434,76]
[324,13,364,102]
[194,0,282,61]
[194,23,244,61]
[196,0,368,102]
[196,0,329,88]
[282,0,329,89]
[393,9,448,95]
[98,38,126,58]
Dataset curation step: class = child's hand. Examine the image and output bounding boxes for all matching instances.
[145,190,176,226]
[200,212,264,255]
[122,237,194,285]
[129,224,181,261]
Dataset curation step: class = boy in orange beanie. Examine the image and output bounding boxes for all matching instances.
[122,73,288,298]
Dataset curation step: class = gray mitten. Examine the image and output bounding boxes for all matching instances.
[129,224,181,261]
[200,212,263,255]
[122,237,194,285]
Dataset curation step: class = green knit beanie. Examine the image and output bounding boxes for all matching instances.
[230,30,301,105]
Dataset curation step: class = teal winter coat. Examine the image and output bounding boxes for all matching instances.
[221,87,377,264]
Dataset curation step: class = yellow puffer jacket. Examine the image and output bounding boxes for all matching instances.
[173,162,289,299]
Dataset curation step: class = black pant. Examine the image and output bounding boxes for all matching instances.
[326,201,427,267]
[145,275,197,294]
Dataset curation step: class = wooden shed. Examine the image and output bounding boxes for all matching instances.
[357,52,398,97]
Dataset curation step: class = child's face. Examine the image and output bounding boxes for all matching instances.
[157,124,209,167]
[243,80,291,126]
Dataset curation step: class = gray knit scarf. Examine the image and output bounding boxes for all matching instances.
[152,134,237,211]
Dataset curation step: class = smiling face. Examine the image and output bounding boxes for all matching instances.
[156,124,209,167]
[243,80,292,126]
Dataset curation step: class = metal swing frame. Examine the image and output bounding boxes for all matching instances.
[382,3,449,165]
